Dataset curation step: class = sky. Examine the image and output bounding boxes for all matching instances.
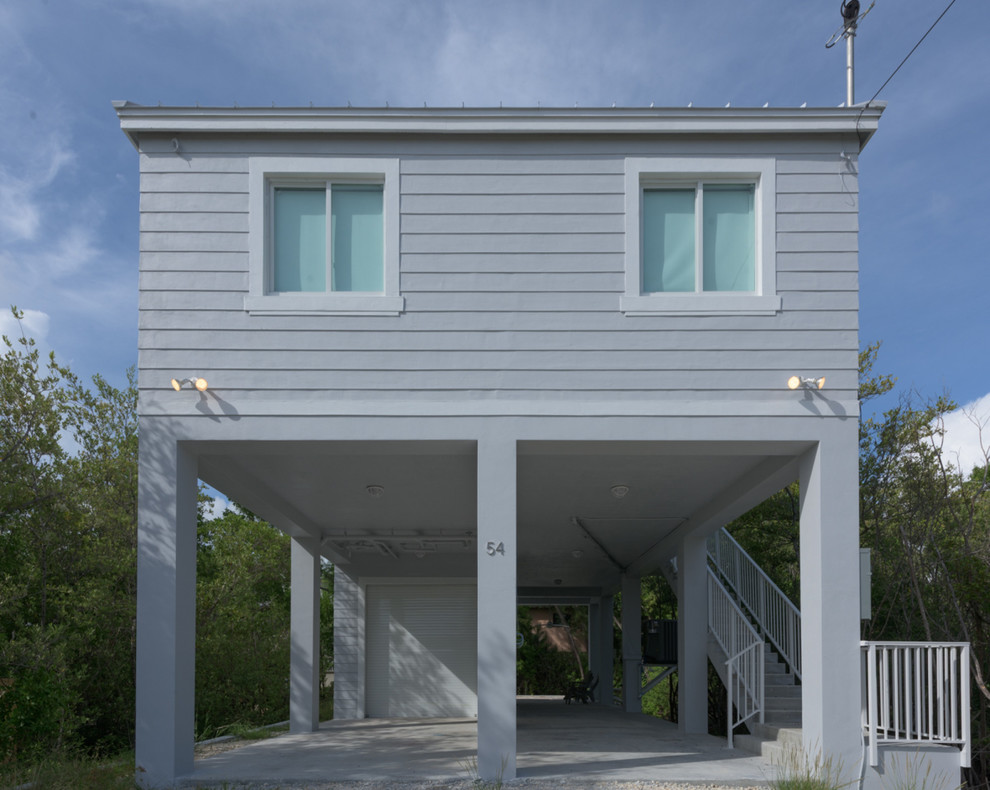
[1,0,987,474]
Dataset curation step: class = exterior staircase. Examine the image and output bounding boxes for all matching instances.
[706,528,802,759]
[732,643,801,761]
[706,528,972,773]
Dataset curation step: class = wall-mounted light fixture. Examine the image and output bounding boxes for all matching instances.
[366,484,385,498]
[610,484,630,499]
[787,375,825,391]
[171,376,208,392]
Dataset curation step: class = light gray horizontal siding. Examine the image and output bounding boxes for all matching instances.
[401,252,620,273]
[141,192,248,213]
[402,174,621,195]
[137,135,860,416]
[144,348,854,372]
[140,328,857,352]
[401,193,625,214]
[138,308,859,333]
[401,233,621,254]
[402,213,622,234]
[137,367,856,392]
[141,211,248,233]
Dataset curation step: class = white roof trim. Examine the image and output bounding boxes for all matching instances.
[114,102,885,148]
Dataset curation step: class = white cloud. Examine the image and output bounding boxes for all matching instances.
[0,307,50,342]
[941,393,990,476]
[204,496,233,521]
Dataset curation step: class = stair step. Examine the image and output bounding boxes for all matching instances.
[764,685,802,699]
[763,714,803,727]
[734,732,788,763]
[765,699,801,712]
[765,673,797,686]
[749,723,803,747]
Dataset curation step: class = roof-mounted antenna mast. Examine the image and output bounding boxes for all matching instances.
[826,0,875,106]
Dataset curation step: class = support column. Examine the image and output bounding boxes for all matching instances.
[621,574,641,713]
[589,599,602,693]
[135,426,197,788]
[799,422,862,775]
[477,437,517,781]
[290,535,321,733]
[677,531,709,734]
[332,567,364,719]
[597,595,614,706]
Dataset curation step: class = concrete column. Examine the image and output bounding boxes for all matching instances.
[290,535,321,733]
[589,599,602,693]
[677,531,709,734]
[477,437,517,781]
[332,567,364,719]
[597,595,614,707]
[621,574,641,713]
[799,422,862,775]
[135,426,197,788]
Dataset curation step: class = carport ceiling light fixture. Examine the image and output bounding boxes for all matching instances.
[610,484,630,499]
[787,375,825,390]
[366,484,385,498]
[171,376,208,392]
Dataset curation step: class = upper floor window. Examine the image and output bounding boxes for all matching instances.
[273,183,384,293]
[246,157,402,315]
[622,158,780,316]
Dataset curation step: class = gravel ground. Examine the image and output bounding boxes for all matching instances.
[185,783,766,790]
[191,739,769,790]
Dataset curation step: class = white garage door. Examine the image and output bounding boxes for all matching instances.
[365,584,477,717]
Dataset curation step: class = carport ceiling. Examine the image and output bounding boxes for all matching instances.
[195,439,804,589]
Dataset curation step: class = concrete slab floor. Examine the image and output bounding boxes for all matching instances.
[183,698,777,787]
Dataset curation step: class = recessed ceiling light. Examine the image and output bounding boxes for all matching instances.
[611,484,630,499]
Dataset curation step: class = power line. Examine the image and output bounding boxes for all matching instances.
[866,0,959,104]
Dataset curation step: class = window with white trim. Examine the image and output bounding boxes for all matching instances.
[622,157,780,316]
[245,157,402,315]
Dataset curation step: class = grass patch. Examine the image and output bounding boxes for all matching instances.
[0,751,136,790]
[770,747,850,790]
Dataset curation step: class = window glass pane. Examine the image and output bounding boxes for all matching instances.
[332,185,384,292]
[642,189,695,293]
[703,185,755,292]
[273,188,326,292]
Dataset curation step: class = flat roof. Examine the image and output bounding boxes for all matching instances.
[114,101,885,151]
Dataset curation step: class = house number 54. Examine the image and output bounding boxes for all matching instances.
[486,541,505,556]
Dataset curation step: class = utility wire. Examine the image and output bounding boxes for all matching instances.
[866,0,959,105]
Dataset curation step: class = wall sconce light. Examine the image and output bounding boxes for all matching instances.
[171,376,208,392]
[366,484,385,498]
[787,375,825,391]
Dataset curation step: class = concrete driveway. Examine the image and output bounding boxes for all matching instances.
[183,698,775,786]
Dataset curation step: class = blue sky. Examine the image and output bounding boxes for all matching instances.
[1,0,987,472]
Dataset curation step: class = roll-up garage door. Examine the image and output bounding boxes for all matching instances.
[365,583,477,717]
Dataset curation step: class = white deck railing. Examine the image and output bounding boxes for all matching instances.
[709,568,764,746]
[708,528,802,680]
[862,641,971,768]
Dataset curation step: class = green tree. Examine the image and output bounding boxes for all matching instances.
[195,506,292,738]
[0,309,138,759]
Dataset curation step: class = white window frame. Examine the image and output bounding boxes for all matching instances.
[621,157,780,316]
[245,157,403,315]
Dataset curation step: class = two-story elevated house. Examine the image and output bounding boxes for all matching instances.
[116,102,971,789]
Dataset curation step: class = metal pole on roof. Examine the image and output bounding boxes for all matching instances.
[846,15,857,106]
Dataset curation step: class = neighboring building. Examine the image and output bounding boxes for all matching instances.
[117,102,970,789]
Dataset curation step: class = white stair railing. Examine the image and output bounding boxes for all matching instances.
[862,641,971,769]
[708,568,764,746]
[708,528,802,680]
